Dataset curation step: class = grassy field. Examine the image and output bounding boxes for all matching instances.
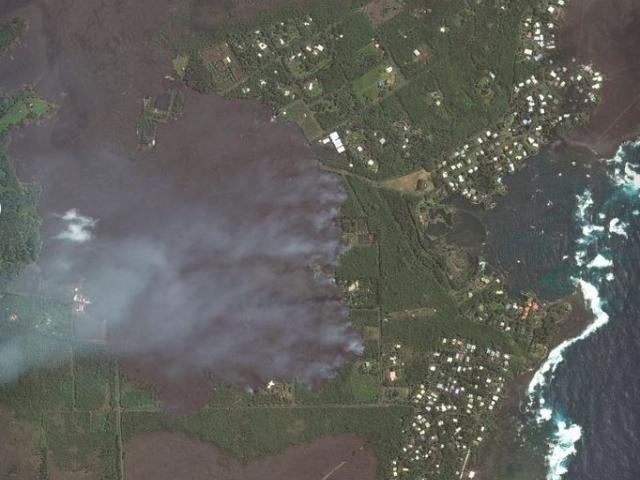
[0,94,52,137]
[278,99,324,140]
[120,380,160,410]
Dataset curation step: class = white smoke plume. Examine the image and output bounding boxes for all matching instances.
[55,209,97,243]
[0,0,362,410]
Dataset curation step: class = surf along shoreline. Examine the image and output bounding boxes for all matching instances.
[471,0,640,476]
[470,290,593,478]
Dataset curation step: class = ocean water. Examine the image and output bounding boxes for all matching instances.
[541,141,640,480]
[481,149,601,300]
[483,141,640,479]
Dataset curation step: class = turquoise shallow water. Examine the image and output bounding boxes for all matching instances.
[481,146,607,301]
[482,142,640,479]
[550,141,640,480]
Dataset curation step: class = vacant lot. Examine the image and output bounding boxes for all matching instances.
[126,432,376,480]
[363,0,404,26]
[381,168,433,194]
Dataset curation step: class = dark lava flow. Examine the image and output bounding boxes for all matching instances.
[561,0,640,156]
[1,0,359,411]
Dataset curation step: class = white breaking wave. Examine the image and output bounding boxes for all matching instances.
[576,190,594,217]
[608,218,628,238]
[547,417,583,480]
[614,160,640,190]
[528,279,610,480]
[529,182,617,479]
[539,407,553,422]
[587,254,613,269]
[530,189,612,480]
[608,139,640,191]
[528,280,610,402]
[529,139,640,480]
[56,209,97,243]
[581,224,605,237]
[574,191,605,266]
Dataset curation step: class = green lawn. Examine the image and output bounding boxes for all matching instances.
[278,100,324,140]
[352,63,402,103]
[0,96,52,136]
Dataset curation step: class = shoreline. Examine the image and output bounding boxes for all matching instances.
[559,0,640,157]
[553,136,603,159]
[470,290,593,478]
[560,132,640,160]
[469,3,640,469]
[546,291,593,353]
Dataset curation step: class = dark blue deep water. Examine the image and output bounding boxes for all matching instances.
[483,141,640,479]
[555,142,640,480]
